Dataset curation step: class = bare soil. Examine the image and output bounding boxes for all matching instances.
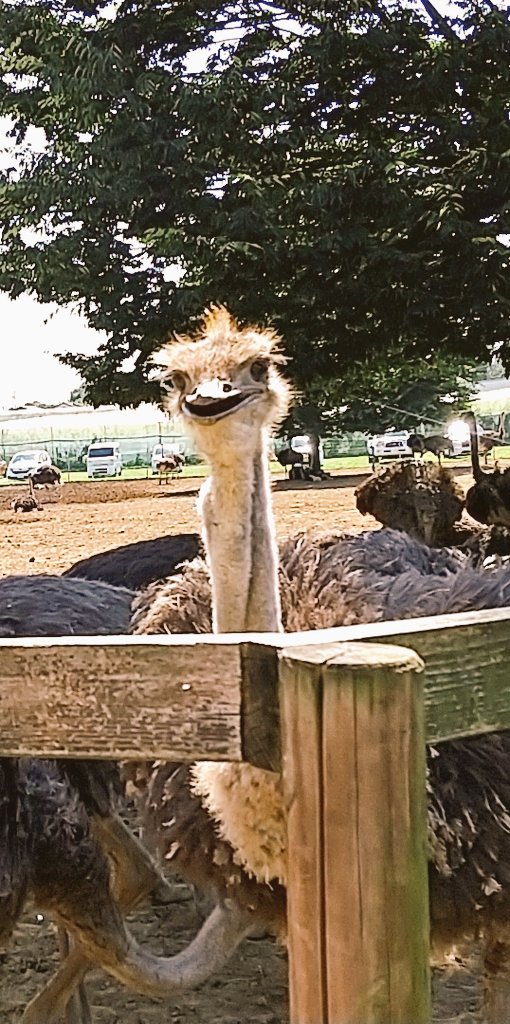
[0,471,486,1021]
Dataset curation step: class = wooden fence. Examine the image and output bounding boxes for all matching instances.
[2,605,510,1022]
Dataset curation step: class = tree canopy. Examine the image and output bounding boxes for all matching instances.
[0,0,509,418]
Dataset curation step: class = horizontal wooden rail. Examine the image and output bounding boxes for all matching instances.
[0,604,509,763]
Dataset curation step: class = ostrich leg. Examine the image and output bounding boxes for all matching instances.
[23,945,89,1024]
[483,936,510,1023]
[57,928,91,1024]
[92,813,174,906]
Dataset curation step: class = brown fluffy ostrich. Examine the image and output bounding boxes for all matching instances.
[355,460,465,545]
[28,309,510,1021]
[355,459,510,564]
[465,411,510,529]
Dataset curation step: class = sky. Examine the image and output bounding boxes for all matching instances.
[0,293,102,409]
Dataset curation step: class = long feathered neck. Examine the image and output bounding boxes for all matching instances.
[466,412,484,484]
[198,431,282,633]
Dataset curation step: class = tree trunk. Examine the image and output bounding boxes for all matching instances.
[308,433,322,475]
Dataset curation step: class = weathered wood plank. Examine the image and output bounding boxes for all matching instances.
[280,643,430,1024]
[240,642,280,772]
[1,602,510,758]
[0,638,245,761]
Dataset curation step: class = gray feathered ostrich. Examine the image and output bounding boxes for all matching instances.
[64,532,201,590]
[27,309,510,1021]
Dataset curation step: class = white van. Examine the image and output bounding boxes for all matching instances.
[86,442,123,478]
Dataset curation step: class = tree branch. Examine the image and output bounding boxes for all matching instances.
[417,0,459,41]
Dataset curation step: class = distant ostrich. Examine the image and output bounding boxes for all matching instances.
[478,412,505,465]
[465,411,510,529]
[157,453,184,484]
[29,464,62,488]
[355,460,464,545]
[28,309,510,1019]
[28,463,62,504]
[408,433,454,461]
[407,432,426,457]
[276,445,305,480]
[11,493,42,513]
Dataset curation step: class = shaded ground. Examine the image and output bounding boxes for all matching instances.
[0,471,487,1021]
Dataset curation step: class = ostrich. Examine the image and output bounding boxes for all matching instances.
[355,460,465,546]
[128,309,510,1021]
[27,308,510,1019]
[157,452,184,483]
[11,493,42,513]
[276,445,305,480]
[478,412,505,465]
[354,459,510,563]
[407,432,426,457]
[0,574,168,1023]
[0,458,6,478]
[29,464,62,489]
[64,532,201,590]
[465,411,510,529]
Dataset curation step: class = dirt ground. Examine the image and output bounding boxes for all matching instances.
[0,469,487,1022]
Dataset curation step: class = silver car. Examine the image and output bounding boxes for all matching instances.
[6,449,52,480]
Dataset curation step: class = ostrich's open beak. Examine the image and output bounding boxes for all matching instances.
[183,378,258,422]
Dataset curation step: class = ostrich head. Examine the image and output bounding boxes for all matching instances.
[158,306,291,458]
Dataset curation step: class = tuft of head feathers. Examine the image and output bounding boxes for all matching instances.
[156,306,292,435]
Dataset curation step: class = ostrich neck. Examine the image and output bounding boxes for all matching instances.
[200,434,282,634]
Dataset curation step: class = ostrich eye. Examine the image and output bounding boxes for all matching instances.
[250,358,269,382]
[168,371,188,392]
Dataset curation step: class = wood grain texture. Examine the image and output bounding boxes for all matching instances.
[1,604,510,760]
[278,651,327,1024]
[279,643,429,1024]
[0,637,244,761]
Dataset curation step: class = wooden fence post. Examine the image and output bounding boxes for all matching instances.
[279,641,430,1024]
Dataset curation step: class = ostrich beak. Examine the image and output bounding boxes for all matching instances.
[183,378,258,422]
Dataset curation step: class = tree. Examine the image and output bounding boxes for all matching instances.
[0,0,508,417]
[281,349,483,471]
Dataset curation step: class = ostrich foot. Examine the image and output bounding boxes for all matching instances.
[92,813,174,906]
